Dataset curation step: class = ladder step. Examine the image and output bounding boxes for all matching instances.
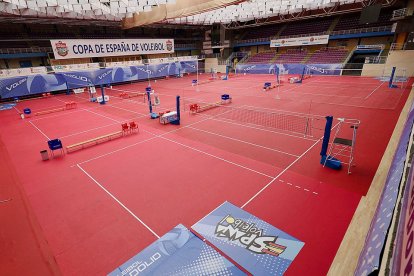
[333,137,353,146]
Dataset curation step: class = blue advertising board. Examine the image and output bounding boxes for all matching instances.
[109,224,245,276]
[192,201,304,275]
[236,63,343,75]
[0,61,198,99]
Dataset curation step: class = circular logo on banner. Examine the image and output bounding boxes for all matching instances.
[55,41,69,57]
[281,40,285,44]
[166,40,173,51]
[310,37,314,42]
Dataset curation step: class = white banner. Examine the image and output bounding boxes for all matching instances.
[270,35,329,48]
[50,39,175,60]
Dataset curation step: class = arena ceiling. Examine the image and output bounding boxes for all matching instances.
[0,0,395,27]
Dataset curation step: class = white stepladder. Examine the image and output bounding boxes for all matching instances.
[324,118,360,174]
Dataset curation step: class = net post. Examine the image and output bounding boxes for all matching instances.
[65,81,70,95]
[176,96,181,125]
[389,66,397,88]
[100,85,106,105]
[146,87,153,114]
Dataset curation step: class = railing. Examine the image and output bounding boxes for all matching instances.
[175,43,197,49]
[226,51,249,67]
[364,56,388,64]
[356,44,385,50]
[330,25,393,36]
[390,43,407,51]
[233,25,393,45]
[392,8,411,20]
[204,53,223,58]
[278,31,329,39]
[0,47,52,54]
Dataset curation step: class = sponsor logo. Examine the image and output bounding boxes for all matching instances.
[310,37,314,42]
[6,78,27,91]
[98,70,112,80]
[55,41,69,57]
[215,215,286,257]
[120,252,162,276]
[244,65,256,72]
[166,40,173,51]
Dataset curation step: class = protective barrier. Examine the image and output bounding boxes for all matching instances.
[0,61,198,100]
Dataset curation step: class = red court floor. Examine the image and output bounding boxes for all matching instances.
[0,73,412,275]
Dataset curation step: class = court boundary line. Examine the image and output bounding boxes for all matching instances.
[241,121,340,208]
[186,125,300,158]
[77,164,160,238]
[59,114,147,139]
[364,81,386,100]
[157,135,274,179]
[28,121,50,140]
[75,105,249,166]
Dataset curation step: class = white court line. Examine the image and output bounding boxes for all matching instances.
[13,106,21,114]
[60,114,147,139]
[29,108,85,122]
[29,121,50,140]
[241,121,340,208]
[187,126,300,158]
[364,81,386,100]
[83,108,122,123]
[76,106,247,166]
[77,164,160,238]
[158,135,273,179]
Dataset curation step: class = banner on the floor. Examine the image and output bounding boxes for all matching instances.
[192,201,305,275]
[271,35,329,47]
[50,39,174,60]
[108,224,245,276]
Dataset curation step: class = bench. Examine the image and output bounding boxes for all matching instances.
[34,102,77,116]
[120,92,145,99]
[66,131,123,153]
[35,107,65,116]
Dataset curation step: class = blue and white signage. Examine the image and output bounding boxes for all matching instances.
[108,224,244,276]
[51,39,175,60]
[192,201,304,275]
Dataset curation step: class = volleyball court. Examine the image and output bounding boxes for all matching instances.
[0,68,412,275]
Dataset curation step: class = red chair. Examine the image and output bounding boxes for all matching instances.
[129,121,139,133]
[121,123,129,135]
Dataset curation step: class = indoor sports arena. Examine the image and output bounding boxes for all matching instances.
[1,0,414,275]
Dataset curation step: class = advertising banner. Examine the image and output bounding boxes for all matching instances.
[0,74,67,99]
[108,224,244,276]
[50,39,175,60]
[271,35,329,47]
[236,63,343,75]
[356,107,414,275]
[0,61,198,99]
[192,201,304,275]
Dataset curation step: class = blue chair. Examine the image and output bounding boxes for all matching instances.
[23,108,31,115]
[221,94,230,100]
[47,139,64,157]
